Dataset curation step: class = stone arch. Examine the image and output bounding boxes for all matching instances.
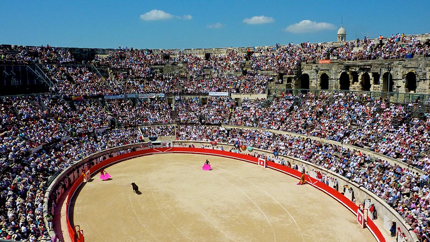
[286,77,293,89]
[372,73,380,85]
[351,72,359,84]
[339,72,350,90]
[382,72,393,92]
[360,72,371,91]
[277,73,284,84]
[405,72,417,93]
[320,73,329,90]
[300,74,310,90]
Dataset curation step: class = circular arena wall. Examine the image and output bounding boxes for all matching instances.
[73,153,374,241]
[44,143,398,242]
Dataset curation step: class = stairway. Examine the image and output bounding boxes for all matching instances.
[170,110,179,121]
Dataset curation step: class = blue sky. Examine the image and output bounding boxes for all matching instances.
[2,1,430,49]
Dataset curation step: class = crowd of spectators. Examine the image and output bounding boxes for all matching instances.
[176,74,268,94]
[2,91,426,175]
[229,98,270,127]
[65,99,111,134]
[105,98,173,126]
[0,45,74,65]
[2,33,426,99]
[140,125,175,137]
[175,97,234,124]
[94,48,169,69]
[0,126,143,241]
[44,65,110,96]
[176,125,430,238]
[0,94,148,241]
[226,92,430,175]
[114,73,180,94]
[176,125,229,141]
[2,88,430,240]
[2,32,430,240]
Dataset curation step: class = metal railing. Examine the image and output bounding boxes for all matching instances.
[32,64,55,87]
[269,88,430,106]
[89,64,104,78]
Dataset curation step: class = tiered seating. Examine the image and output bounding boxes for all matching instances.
[2,32,430,240]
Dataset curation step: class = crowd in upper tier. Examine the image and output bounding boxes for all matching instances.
[0,45,74,64]
[93,34,430,75]
[2,32,430,98]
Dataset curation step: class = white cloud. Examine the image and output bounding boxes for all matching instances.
[182,15,193,20]
[140,10,174,21]
[284,20,336,33]
[207,23,224,29]
[140,10,192,21]
[243,16,274,25]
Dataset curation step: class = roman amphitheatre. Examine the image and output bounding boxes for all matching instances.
[1,26,430,242]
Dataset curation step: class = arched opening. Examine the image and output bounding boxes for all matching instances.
[360,73,371,91]
[300,74,310,92]
[339,72,350,90]
[277,73,284,84]
[286,77,293,90]
[372,73,380,85]
[382,72,393,92]
[320,73,329,90]
[405,72,417,93]
[351,72,359,84]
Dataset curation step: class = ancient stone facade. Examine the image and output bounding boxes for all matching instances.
[296,58,430,94]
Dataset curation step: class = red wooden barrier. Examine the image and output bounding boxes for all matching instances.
[267,161,385,242]
[65,148,385,242]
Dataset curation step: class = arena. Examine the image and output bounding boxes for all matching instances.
[2,18,430,242]
[70,153,375,242]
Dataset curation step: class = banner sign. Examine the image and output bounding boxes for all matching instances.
[31,145,43,154]
[209,92,229,96]
[138,93,165,99]
[72,96,84,101]
[318,59,331,64]
[104,95,125,99]
[95,128,108,133]
[61,135,71,141]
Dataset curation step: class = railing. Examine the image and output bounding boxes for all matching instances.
[31,64,55,87]
[89,64,104,78]
[268,88,430,107]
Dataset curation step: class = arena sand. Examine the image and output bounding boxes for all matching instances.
[71,153,376,242]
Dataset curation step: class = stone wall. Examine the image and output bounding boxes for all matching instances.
[298,58,430,94]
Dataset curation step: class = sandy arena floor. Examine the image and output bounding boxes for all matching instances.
[71,153,376,242]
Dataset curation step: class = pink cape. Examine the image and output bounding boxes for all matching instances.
[202,164,212,171]
[100,172,112,180]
